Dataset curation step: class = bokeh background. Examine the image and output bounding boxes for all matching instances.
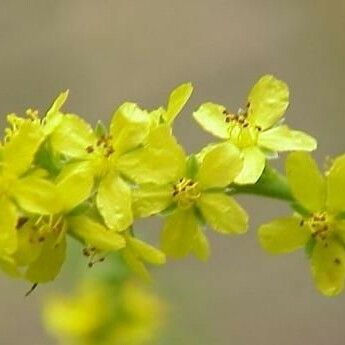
[1,1,345,344]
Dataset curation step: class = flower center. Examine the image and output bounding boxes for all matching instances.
[85,135,115,159]
[223,109,262,148]
[29,215,65,243]
[300,212,334,241]
[172,177,201,209]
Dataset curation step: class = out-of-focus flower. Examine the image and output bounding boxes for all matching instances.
[44,280,165,345]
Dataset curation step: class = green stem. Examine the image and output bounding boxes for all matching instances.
[229,165,293,202]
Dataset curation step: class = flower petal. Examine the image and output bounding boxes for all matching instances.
[193,103,229,139]
[69,216,125,251]
[44,90,69,135]
[13,221,43,266]
[50,114,95,158]
[197,193,248,234]
[311,239,345,296]
[286,152,326,213]
[258,125,317,152]
[160,209,199,258]
[110,102,150,154]
[56,163,94,212]
[118,125,186,184]
[326,154,345,214]
[247,75,289,130]
[3,121,43,177]
[234,146,266,185]
[191,228,210,261]
[0,197,17,256]
[25,232,66,283]
[0,255,20,278]
[196,142,242,189]
[258,216,310,254]
[132,184,172,217]
[164,83,193,124]
[12,175,61,215]
[96,173,133,231]
[122,248,151,281]
[127,236,166,265]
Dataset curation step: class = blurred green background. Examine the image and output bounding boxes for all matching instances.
[1,1,345,344]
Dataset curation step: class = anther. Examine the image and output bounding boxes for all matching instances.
[86,145,94,153]
[334,258,341,265]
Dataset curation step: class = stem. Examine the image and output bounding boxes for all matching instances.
[228,165,293,202]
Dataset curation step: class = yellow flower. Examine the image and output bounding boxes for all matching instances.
[193,75,317,184]
[44,280,165,345]
[258,152,345,296]
[49,103,184,233]
[13,163,97,284]
[133,142,248,259]
[69,216,164,280]
[0,121,59,277]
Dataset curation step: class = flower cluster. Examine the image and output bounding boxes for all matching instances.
[1,75,328,294]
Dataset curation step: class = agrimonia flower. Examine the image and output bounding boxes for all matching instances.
[0,76,330,298]
[259,152,345,296]
[133,142,248,259]
[193,75,317,184]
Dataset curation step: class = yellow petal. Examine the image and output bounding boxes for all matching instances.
[191,228,210,261]
[56,163,94,212]
[196,142,242,189]
[193,103,229,139]
[286,152,326,213]
[11,175,61,215]
[326,154,345,214]
[118,125,186,184]
[0,197,17,256]
[234,146,266,185]
[160,209,199,258]
[311,239,345,296]
[247,74,289,130]
[258,125,317,152]
[132,184,172,217]
[25,232,66,283]
[258,216,310,254]
[110,102,150,154]
[197,193,248,234]
[164,83,193,124]
[13,221,43,266]
[96,173,133,231]
[122,248,151,281]
[44,90,69,135]
[0,255,20,278]
[50,114,95,158]
[127,236,166,265]
[3,121,43,177]
[69,216,125,251]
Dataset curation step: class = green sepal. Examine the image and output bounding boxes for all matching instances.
[305,237,316,258]
[95,120,107,138]
[186,154,199,179]
[35,141,64,176]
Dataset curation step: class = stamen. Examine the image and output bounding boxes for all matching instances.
[25,283,38,297]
